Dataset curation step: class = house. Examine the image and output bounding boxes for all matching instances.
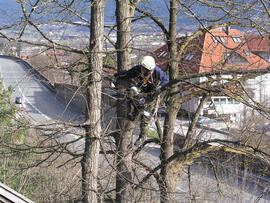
[245,34,270,105]
[0,182,34,203]
[154,27,270,120]
[246,34,270,63]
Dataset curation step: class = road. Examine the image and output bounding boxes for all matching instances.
[0,58,84,123]
[1,57,269,202]
[0,57,86,151]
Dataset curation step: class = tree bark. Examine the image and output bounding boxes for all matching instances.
[159,0,180,202]
[115,0,140,202]
[115,0,134,201]
[81,1,106,202]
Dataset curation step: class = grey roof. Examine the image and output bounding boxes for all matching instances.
[0,182,34,203]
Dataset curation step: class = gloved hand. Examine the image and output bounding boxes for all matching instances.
[130,86,139,95]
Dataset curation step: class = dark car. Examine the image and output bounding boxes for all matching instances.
[15,96,25,111]
[15,96,22,104]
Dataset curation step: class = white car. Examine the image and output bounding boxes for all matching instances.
[197,116,222,127]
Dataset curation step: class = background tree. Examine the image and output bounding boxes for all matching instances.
[0,79,32,197]
[132,0,270,202]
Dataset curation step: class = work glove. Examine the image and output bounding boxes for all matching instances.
[130,86,139,96]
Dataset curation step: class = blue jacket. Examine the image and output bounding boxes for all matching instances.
[114,65,169,93]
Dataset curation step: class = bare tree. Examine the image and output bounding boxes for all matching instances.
[132,0,270,202]
[0,0,107,202]
[114,0,141,202]
[80,0,106,202]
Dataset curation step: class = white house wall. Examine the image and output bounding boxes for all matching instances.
[201,75,243,116]
[180,76,244,116]
[246,73,270,106]
[181,95,244,117]
[202,96,244,116]
[180,72,270,118]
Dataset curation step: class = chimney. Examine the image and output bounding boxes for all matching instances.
[225,25,230,35]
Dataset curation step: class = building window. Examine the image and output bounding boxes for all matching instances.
[228,98,234,104]
[220,98,226,104]
[232,36,242,43]
[162,52,168,57]
[156,50,167,58]
[219,36,226,44]
[212,36,218,43]
[206,99,212,105]
[205,97,240,106]
[227,98,240,104]
[184,53,194,61]
[244,49,251,56]
[159,51,166,57]
[225,52,249,64]
[214,98,220,104]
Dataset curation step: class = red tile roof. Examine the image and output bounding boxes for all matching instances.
[154,28,269,74]
[246,34,270,52]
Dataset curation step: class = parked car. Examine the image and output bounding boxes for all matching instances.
[15,96,22,104]
[197,116,222,127]
[15,96,25,111]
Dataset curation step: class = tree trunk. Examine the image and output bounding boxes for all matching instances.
[159,0,180,202]
[115,0,134,201]
[115,0,143,202]
[81,1,106,202]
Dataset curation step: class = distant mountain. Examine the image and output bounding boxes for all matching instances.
[0,0,196,32]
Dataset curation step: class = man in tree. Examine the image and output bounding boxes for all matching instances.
[114,55,169,145]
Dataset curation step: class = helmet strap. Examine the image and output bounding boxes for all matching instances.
[141,70,153,87]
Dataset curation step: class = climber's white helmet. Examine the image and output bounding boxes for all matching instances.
[140,56,156,71]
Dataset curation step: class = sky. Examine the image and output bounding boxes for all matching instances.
[0,0,246,33]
